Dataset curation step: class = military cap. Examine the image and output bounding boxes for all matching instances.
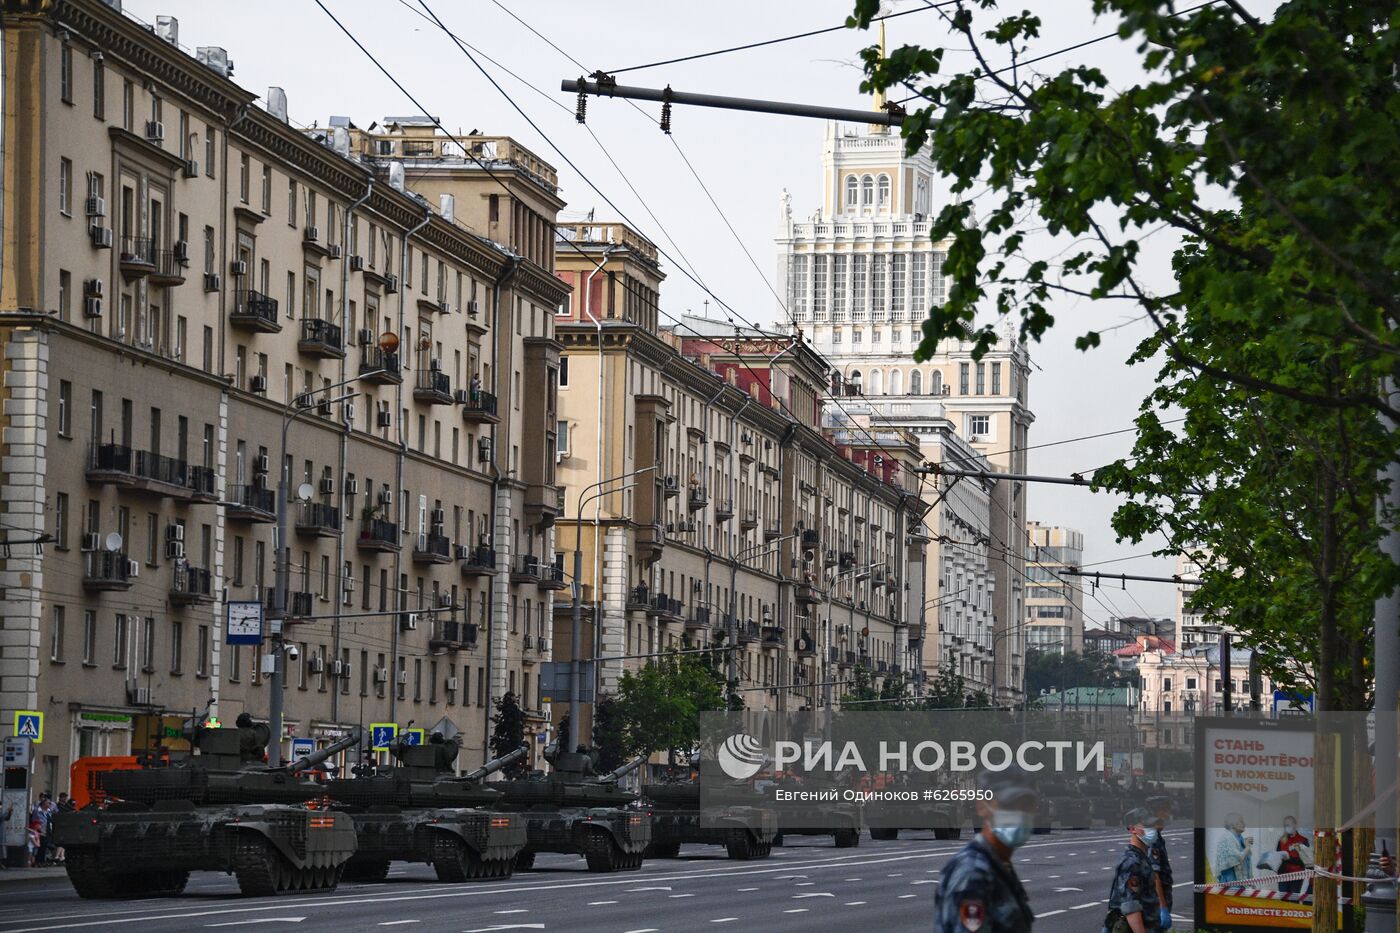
[1123,806,1154,829]
[976,765,1038,806]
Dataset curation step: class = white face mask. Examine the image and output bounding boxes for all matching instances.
[990,808,1035,849]
[1284,823,1296,834]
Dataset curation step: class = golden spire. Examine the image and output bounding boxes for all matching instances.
[870,16,890,135]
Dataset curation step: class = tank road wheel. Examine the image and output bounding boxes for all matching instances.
[432,835,484,884]
[232,836,280,897]
[870,828,899,841]
[648,842,681,859]
[833,829,860,848]
[151,870,189,897]
[725,832,756,861]
[583,831,622,873]
[755,841,773,858]
[341,858,391,883]
[514,850,536,871]
[64,850,121,900]
[772,833,784,847]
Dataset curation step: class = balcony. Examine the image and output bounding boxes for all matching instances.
[412,532,452,564]
[87,442,213,501]
[714,498,734,522]
[795,581,823,606]
[801,529,820,550]
[876,660,889,675]
[118,235,155,278]
[525,484,564,526]
[225,483,275,523]
[82,550,132,591]
[652,594,683,622]
[359,346,402,384]
[170,564,213,606]
[429,619,479,651]
[413,368,453,405]
[839,549,857,568]
[297,318,345,359]
[662,476,680,499]
[627,586,652,612]
[872,568,888,588]
[761,625,784,647]
[740,508,758,531]
[736,621,760,645]
[823,548,838,568]
[636,522,665,560]
[764,522,783,541]
[685,607,711,635]
[295,502,342,538]
[511,554,542,584]
[459,545,497,577]
[687,486,708,512]
[538,562,566,590]
[795,633,817,659]
[229,290,281,333]
[357,518,400,552]
[274,591,314,620]
[461,389,499,424]
[148,248,186,286]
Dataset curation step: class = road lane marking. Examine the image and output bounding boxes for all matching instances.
[910,880,937,886]
[898,894,917,899]
[668,894,695,899]
[378,924,420,928]
[1036,910,1067,918]
[782,910,808,914]
[626,887,673,892]
[792,894,834,899]
[1072,902,1102,910]
[844,901,866,906]
[710,920,737,924]
[206,922,306,928]
[586,901,617,906]
[737,887,759,892]
[493,910,528,915]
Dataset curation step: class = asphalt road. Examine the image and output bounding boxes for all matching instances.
[0,828,1194,933]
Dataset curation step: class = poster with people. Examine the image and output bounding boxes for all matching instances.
[1196,718,1342,930]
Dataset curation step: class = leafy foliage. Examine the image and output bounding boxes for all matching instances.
[1025,647,1137,698]
[489,691,528,777]
[612,650,728,764]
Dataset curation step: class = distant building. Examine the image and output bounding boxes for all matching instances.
[1084,628,1135,656]
[1175,551,1234,649]
[1024,522,1084,655]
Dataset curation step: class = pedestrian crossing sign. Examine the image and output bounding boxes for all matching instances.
[402,728,425,747]
[369,723,398,751]
[14,711,43,744]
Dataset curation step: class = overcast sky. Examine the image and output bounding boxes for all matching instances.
[120,0,1253,624]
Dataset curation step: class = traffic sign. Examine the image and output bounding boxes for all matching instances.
[369,723,398,750]
[13,711,42,744]
[226,601,265,645]
[290,738,316,761]
[402,728,425,747]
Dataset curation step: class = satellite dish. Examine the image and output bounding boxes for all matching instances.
[378,331,400,353]
[104,532,123,552]
[296,483,315,502]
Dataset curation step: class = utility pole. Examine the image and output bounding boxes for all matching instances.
[563,77,905,128]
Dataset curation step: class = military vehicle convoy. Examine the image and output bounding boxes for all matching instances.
[495,747,651,872]
[643,778,777,860]
[52,722,361,898]
[326,739,527,882]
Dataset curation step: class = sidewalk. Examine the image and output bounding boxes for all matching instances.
[0,866,67,883]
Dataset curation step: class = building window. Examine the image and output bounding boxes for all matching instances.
[60,44,73,103]
[49,607,65,663]
[113,614,128,668]
[122,79,133,131]
[53,492,69,550]
[976,363,986,395]
[890,254,906,316]
[288,179,297,225]
[991,362,1001,395]
[58,158,72,215]
[959,362,970,395]
[812,255,828,320]
[789,254,808,315]
[557,420,570,455]
[967,414,990,437]
[1187,677,1197,691]
[92,58,105,119]
[205,125,216,177]
[877,174,890,208]
[141,617,154,671]
[197,625,209,676]
[82,611,96,665]
[861,174,874,206]
[170,620,183,673]
[239,154,250,203]
[845,175,858,211]
[851,256,866,319]
[831,256,847,319]
[56,379,72,437]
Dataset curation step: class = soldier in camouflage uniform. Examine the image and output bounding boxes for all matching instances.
[1104,807,1162,933]
[934,767,1037,933]
[1147,797,1174,930]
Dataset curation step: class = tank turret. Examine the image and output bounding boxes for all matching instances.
[327,743,525,810]
[493,750,644,808]
[98,723,364,806]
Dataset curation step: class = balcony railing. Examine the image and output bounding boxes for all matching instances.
[413,368,453,404]
[651,593,683,619]
[429,619,479,650]
[359,346,402,384]
[87,441,213,500]
[298,318,345,358]
[119,235,154,273]
[170,564,213,604]
[461,389,499,423]
[736,621,761,644]
[459,545,497,575]
[761,625,784,646]
[149,248,186,285]
[539,562,566,589]
[83,550,131,590]
[413,532,451,563]
[357,518,399,551]
[295,501,342,537]
[741,508,758,530]
[686,607,711,631]
[230,290,281,332]
[687,486,709,512]
[226,483,275,522]
[714,498,734,522]
[801,529,820,549]
[512,553,542,582]
[628,585,652,610]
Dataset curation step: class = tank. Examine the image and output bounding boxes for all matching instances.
[1043,779,1093,830]
[324,740,528,883]
[643,775,777,860]
[51,723,362,898]
[767,776,862,848]
[493,747,651,872]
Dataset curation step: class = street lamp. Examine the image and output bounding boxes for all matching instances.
[267,363,386,767]
[567,466,659,753]
[726,534,798,698]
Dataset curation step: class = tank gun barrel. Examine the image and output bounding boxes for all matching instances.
[283,728,363,773]
[595,755,646,784]
[463,744,527,781]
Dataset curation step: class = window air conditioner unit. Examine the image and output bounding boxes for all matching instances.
[85,196,106,218]
[357,328,374,346]
[465,299,479,316]
[431,507,445,524]
[345,477,359,495]
[173,240,190,264]
[399,612,417,632]
[316,397,333,416]
[429,357,442,372]
[477,437,492,463]
[203,273,222,292]
[83,297,104,318]
[523,634,533,649]
[249,375,267,394]
[436,300,450,315]
[378,488,393,506]
[446,677,459,691]
[663,475,678,490]
[343,401,355,422]
[145,120,165,142]
[230,259,248,277]
[319,476,335,495]
[303,226,320,244]
[385,274,399,294]
[349,255,365,272]
[377,410,392,428]
[454,544,471,560]
[308,656,324,674]
[255,453,271,474]
[396,670,408,685]
[327,244,342,260]
[90,225,113,249]
[330,659,345,677]
[374,667,388,683]
[84,278,104,297]
[182,159,199,178]
[438,593,453,608]
[126,559,141,578]
[80,532,101,552]
[166,524,184,542]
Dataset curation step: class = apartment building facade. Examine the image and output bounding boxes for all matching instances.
[1024,521,1085,655]
[0,0,567,788]
[551,222,929,740]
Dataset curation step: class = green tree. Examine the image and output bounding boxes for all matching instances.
[920,658,989,709]
[614,650,727,764]
[1024,648,1136,699]
[489,691,528,777]
[590,695,628,773]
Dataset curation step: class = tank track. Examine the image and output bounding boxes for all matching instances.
[514,850,536,871]
[646,842,681,859]
[725,832,772,860]
[235,835,344,895]
[63,850,189,899]
[430,834,515,882]
[869,828,899,841]
[340,857,391,883]
[833,828,861,848]
[582,831,644,872]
